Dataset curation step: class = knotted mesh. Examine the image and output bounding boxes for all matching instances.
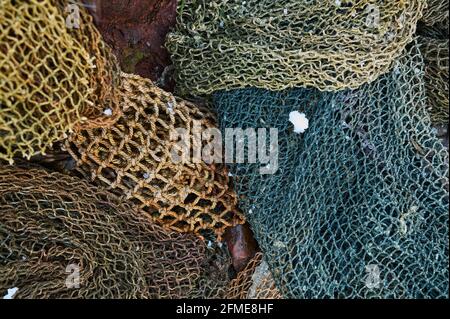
[418,35,448,125]
[227,253,281,299]
[215,44,449,298]
[66,72,245,239]
[0,165,229,299]
[166,0,425,95]
[421,0,449,27]
[0,0,120,164]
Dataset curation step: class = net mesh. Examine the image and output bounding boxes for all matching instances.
[421,0,449,27]
[214,43,449,298]
[66,72,245,239]
[418,35,448,125]
[0,0,120,164]
[166,0,425,95]
[0,164,230,299]
[227,253,281,299]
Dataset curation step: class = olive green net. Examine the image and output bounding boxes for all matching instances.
[0,165,230,299]
[421,0,449,28]
[167,0,425,95]
[417,0,449,126]
[214,44,449,298]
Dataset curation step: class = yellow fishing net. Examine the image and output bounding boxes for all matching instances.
[0,0,120,164]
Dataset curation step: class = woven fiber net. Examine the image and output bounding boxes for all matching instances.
[418,35,449,125]
[66,72,245,239]
[227,253,281,299]
[166,0,425,95]
[214,43,449,298]
[0,165,230,299]
[421,0,449,27]
[0,0,120,164]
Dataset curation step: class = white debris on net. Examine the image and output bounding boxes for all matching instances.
[248,260,270,299]
[3,287,18,299]
[103,108,113,117]
[289,111,309,134]
[167,102,175,114]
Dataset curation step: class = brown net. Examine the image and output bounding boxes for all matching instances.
[227,253,281,299]
[0,165,230,299]
[66,72,245,239]
[0,0,120,164]
[166,0,426,95]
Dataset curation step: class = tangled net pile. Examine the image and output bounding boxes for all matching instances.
[227,253,281,299]
[166,0,425,95]
[0,165,230,299]
[66,72,244,239]
[215,44,449,298]
[0,0,120,164]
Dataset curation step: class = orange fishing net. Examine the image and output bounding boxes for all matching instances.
[66,72,245,239]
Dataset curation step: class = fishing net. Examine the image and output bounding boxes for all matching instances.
[227,253,281,299]
[0,165,230,299]
[0,0,120,164]
[66,72,245,239]
[421,0,449,27]
[418,35,449,125]
[214,43,449,298]
[166,0,425,95]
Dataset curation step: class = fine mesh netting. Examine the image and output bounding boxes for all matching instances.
[227,253,281,299]
[166,0,425,95]
[0,0,120,164]
[417,0,449,126]
[0,165,230,299]
[214,43,449,298]
[66,72,245,239]
[421,0,449,27]
[418,35,449,125]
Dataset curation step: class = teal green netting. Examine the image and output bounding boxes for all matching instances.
[214,44,449,298]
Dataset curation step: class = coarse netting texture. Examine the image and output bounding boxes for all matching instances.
[227,253,281,299]
[214,44,449,298]
[0,165,230,299]
[418,35,448,125]
[0,0,120,164]
[421,0,449,27]
[66,72,245,239]
[166,0,425,95]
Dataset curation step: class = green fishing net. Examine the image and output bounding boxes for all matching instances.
[167,0,425,95]
[214,43,449,298]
